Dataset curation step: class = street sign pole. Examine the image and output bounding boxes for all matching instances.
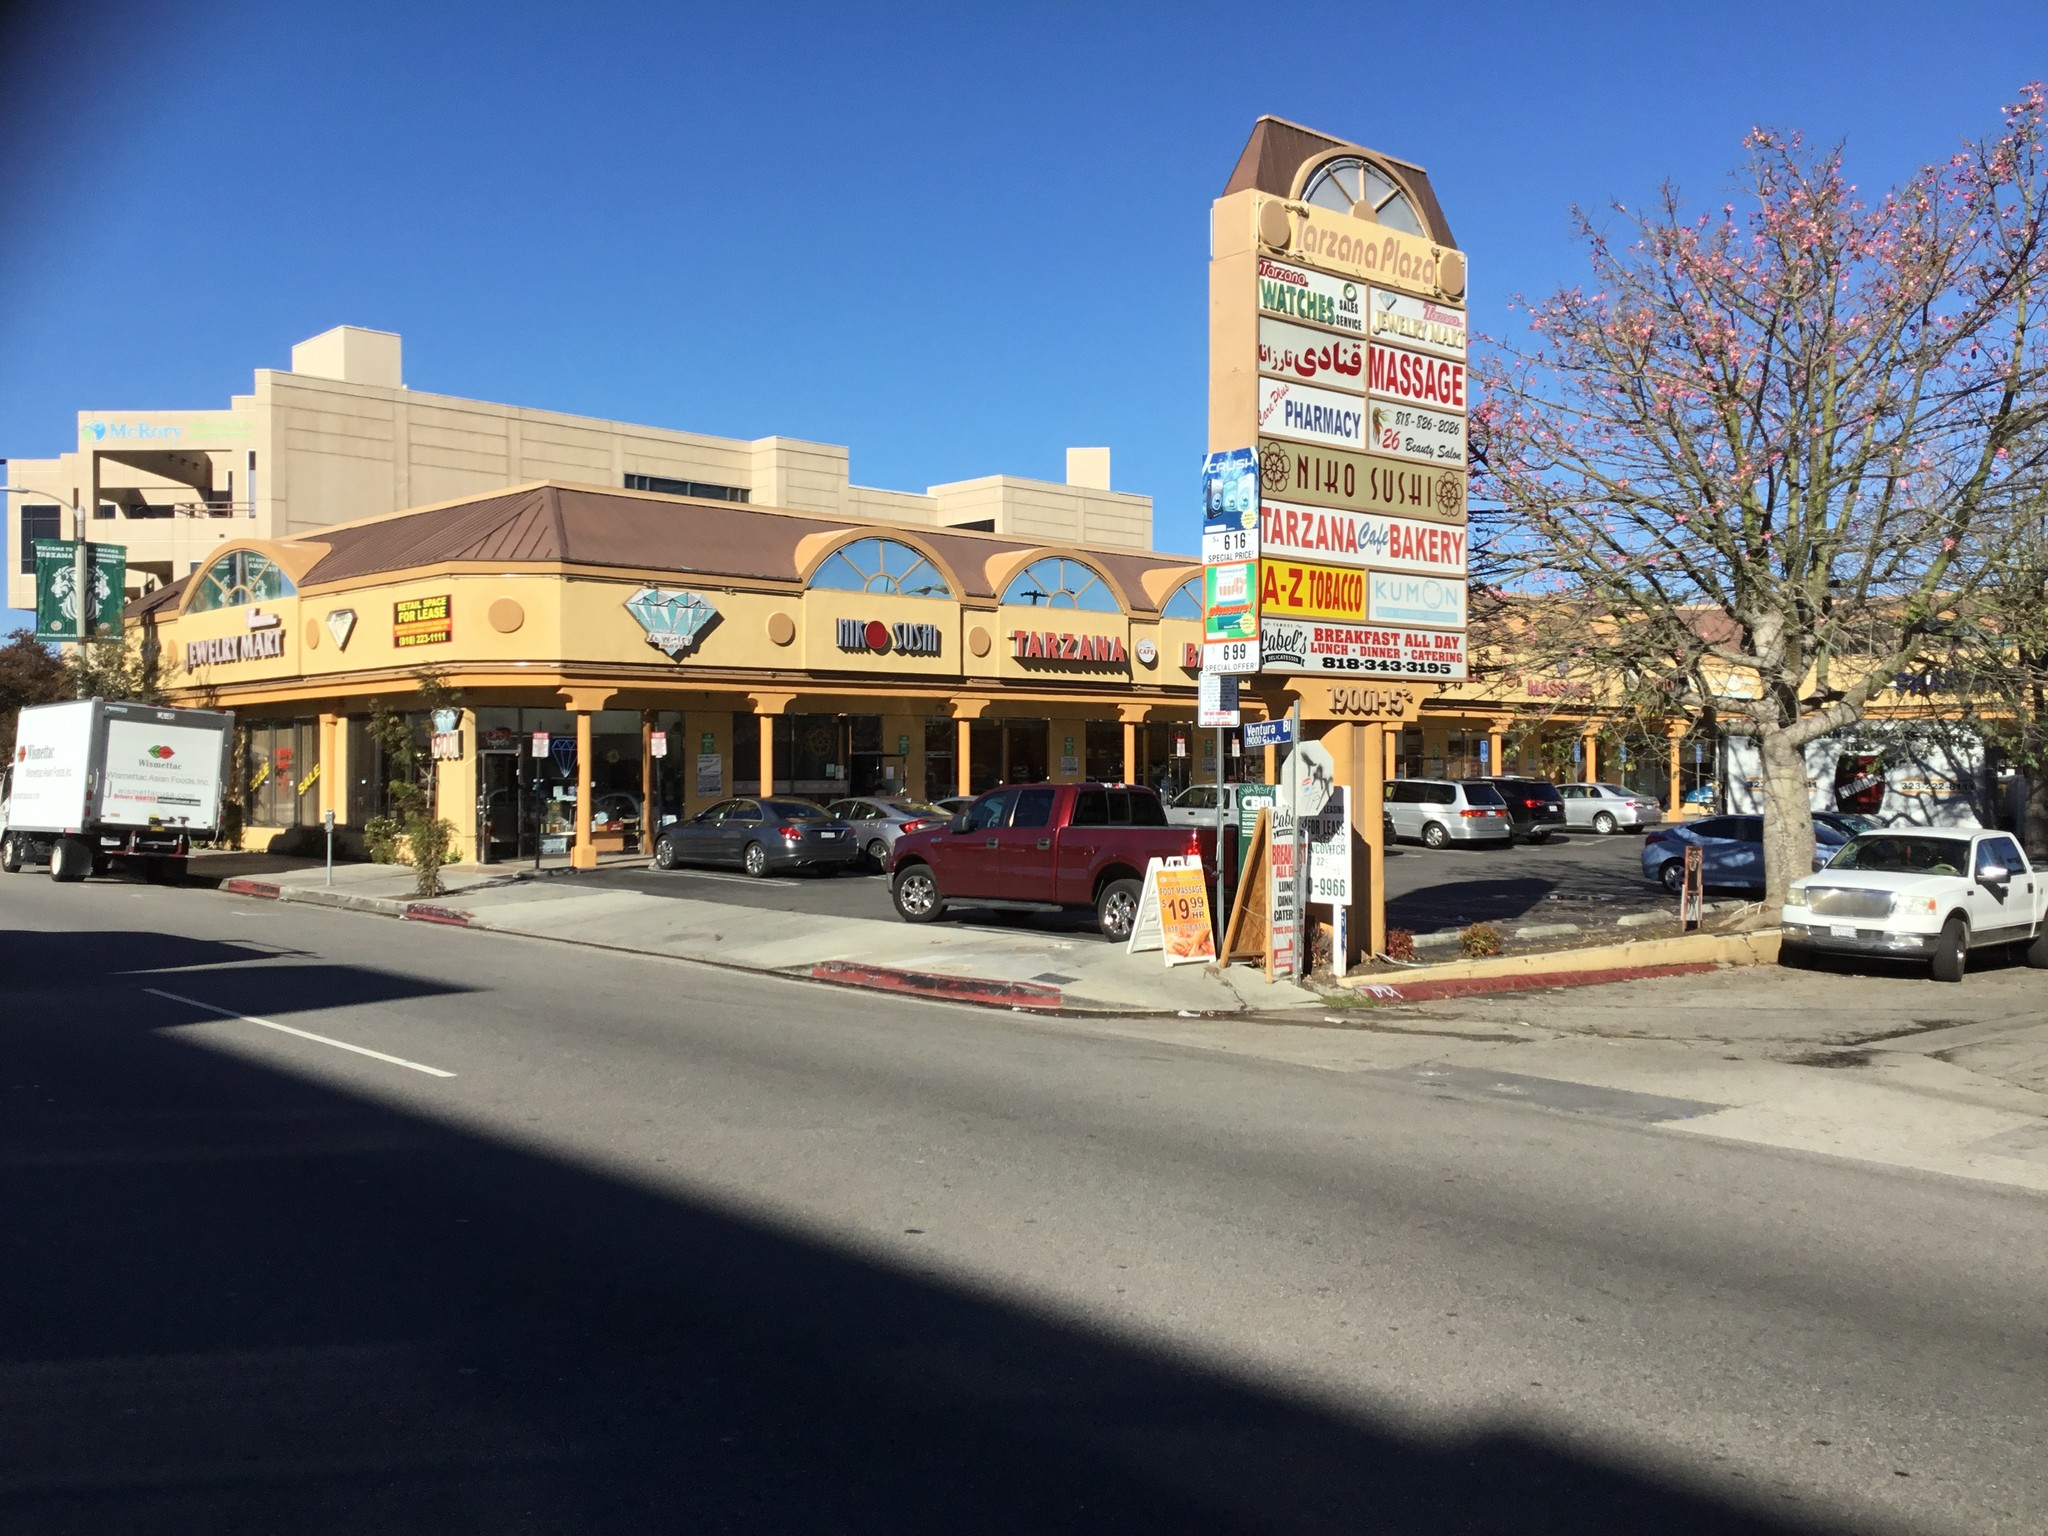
[1214,724,1226,946]
[1288,699,1303,977]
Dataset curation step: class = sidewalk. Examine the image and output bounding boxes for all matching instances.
[201,855,1323,1015]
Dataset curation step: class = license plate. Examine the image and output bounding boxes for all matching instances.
[818,831,838,839]
[1829,924,1856,939]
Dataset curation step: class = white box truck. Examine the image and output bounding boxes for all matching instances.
[2,699,236,883]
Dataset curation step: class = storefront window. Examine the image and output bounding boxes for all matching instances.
[808,538,952,598]
[188,550,294,613]
[1000,557,1120,612]
[923,716,957,801]
[1085,721,1122,782]
[344,713,428,826]
[1161,578,1202,619]
[246,718,320,826]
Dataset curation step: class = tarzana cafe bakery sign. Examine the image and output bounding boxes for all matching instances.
[1009,630,1128,664]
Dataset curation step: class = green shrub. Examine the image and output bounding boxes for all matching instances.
[1385,928,1416,962]
[364,814,401,865]
[1459,922,1503,958]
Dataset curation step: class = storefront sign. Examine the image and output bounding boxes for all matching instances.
[1258,557,1371,623]
[183,628,285,670]
[394,594,453,648]
[1259,616,1467,679]
[650,731,668,758]
[1368,288,1468,360]
[626,586,717,655]
[1369,400,1467,467]
[1365,572,1466,629]
[1257,317,1365,389]
[1008,630,1129,665]
[1526,677,1594,699]
[1199,671,1241,728]
[1258,378,1366,451]
[325,609,357,649]
[530,731,550,757]
[835,618,942,656]
[1283,202,1452,300]
[1302,784,1352,904]
[1259,499,1467,573]
[1257,439,1466,523]
[1255,255,1366,334]
[431,731,463,761]
[696,753,723,796]
[1366,343,1466,411]
[1135,637,1158,665]
[1268,809,1298,979]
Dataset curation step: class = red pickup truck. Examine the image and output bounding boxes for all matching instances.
[887,782,1215,942]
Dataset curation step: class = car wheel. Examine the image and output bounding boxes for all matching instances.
[1421,821,1449,850]
[865,837,890,870]
[2028,928,2048,970]
[1592,811,1618,835]
[892,864,944,923]
[652,836,680,871]
[1779,942,1815,971]
[1658,858,1684,894]
[0,834,19,874]
[1930,916,1968,983]
[1529,829,1549,845]
[742,841,768,878]
[1097,878,1143,942]
[49,836,88,883]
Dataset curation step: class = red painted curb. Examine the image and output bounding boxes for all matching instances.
[402,904,475,928]
[221,878,282,899]
[810,961,1062,1011]
[1348,961,1718,1005]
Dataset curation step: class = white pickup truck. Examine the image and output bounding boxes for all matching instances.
[1781,828,2048,982]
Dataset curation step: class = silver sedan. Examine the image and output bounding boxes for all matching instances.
[824,796,950,869]
[1558,782,1663,833]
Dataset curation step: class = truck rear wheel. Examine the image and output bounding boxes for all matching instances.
[1097,878,1143,943]
[2025,928,2048,970]
[49,836,90,883]
[0,833,20,874]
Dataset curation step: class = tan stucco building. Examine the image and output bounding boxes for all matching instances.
[6,325,1153,614]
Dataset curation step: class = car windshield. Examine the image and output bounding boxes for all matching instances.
[1829,834,1971,874]
[769,799,829,820]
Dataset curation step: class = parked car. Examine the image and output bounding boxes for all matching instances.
[1812,811,1880,841]
[1641,815,1857,892]
[1559,782,1664,833]
[650,797,860,877]
[1381,779,1511,849]
[825,795,950,868]
[1166,782,1266,829]
[887,782,1214,942]
[1783,829,2048,982]
[933,796,975,818]
[1476,776,1567,843]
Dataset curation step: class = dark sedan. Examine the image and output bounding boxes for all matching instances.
[650,797,861,877]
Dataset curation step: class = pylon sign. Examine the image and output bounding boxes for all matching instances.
[34,540,125,643]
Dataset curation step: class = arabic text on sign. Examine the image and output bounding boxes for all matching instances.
[1257,317,1365,389]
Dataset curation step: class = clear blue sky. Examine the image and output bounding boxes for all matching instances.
[5,0,2044,633]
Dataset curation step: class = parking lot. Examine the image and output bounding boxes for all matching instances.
[582,824,1673,942]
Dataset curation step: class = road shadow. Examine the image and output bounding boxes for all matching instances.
[0,930,1854,1534]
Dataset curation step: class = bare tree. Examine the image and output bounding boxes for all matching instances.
[1475,86,2048,906]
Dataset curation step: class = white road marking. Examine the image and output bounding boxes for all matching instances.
[141,988,456,1078]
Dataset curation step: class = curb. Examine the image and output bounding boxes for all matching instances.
[220,875,473,926]
[808,961,1063,1011]
[1403,899,1747,951]
[1344,961,1719,1005]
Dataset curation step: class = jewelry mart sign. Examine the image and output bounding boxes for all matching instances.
[1259,616,1467,679]
[1258,439,1465,524]
[1367,288,1467,361]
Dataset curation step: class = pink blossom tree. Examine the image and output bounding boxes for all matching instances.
[1475,87,2048,907]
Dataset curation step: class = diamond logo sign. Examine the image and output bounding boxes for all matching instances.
[625,587,718,656]
[326,609,357,649]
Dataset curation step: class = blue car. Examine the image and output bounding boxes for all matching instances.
[1642,815,1856,893]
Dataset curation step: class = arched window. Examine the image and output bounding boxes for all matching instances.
[1162,578,1202,620]
[1000,556,1120,613]
[1302,155,1426,237]
[188,550,295,614]
[808,537,953,598]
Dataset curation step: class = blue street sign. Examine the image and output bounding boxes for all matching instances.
[1243,718,1295,749]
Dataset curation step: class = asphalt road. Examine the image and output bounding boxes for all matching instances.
[585,826,1663,939]
[4,876,2045,1533]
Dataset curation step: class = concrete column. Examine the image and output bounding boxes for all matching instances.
[1123,720,1138,785]
[1580,729,1599,782]
[571,710,596,870]
[759,712,775,797]
[1382,728,1397,778]
[1487,724,1505,778]
[317,713,338,821]
[1358,723,1387,960]
[1667,731,1683,815]
[955,716,971,797]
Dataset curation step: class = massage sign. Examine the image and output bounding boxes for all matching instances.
[1208,130,1470,681]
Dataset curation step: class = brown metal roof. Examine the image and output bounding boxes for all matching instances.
[1221,116,1458,252]
[287,483,1199,611]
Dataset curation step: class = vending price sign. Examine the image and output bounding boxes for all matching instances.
[1202,446,1262,675]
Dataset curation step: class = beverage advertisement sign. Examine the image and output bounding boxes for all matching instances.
[1259,499,1467,574]
[1365,572,1467,629]
[1256,256,1366,335]
[1202,446,1261,536]
[1368,399,1467,467]
[1258,378,1366,452]
[1366,343,1467,412]
[1367,288,1469,361]
[1257,317,1365,391]
[1259,617,1468,679]
[1258,439,1467,523]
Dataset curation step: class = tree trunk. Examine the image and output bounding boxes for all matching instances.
[1758,729,1816,909]
[2026,767,2048,863]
